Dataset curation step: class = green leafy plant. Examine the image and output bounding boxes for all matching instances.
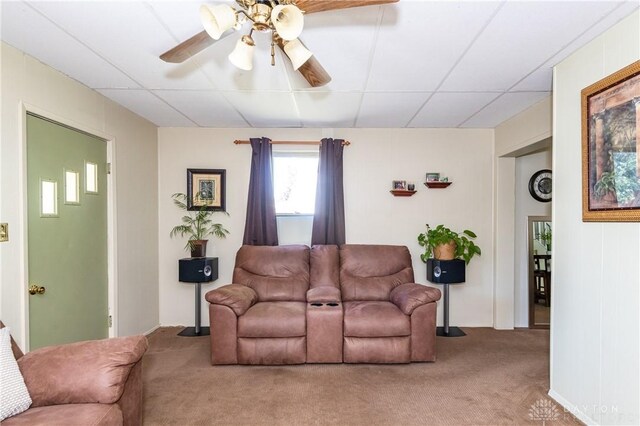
[169,192,229,252]
[417,224,481,265]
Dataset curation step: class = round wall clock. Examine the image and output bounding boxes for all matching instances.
[528,169,552,202]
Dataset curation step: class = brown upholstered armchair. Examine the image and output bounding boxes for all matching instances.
[1,322,147,425]
[205,245,311,365]
[339,245,441,363]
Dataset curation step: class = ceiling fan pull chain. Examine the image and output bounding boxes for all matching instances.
[271,33,276,66]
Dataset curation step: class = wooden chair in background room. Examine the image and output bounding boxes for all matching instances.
[533,255,551,307]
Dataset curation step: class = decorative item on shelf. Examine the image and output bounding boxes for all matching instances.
[407,183,416,191]
[170,192,230,258]
[390,179,416,196]
[417,224,481,264]
[425,172,440,182]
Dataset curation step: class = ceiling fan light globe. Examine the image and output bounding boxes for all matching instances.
[200,4,237,40]
[271,5,304,41]
[284,39,313,70]
[228,36,255,71]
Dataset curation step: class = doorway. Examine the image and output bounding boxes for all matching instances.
[528,216,551,329]
[26,113,110,349]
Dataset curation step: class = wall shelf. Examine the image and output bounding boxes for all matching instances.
[424,182,452,189]
[390,190,417,197]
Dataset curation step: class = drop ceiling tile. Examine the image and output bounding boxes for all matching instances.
[223,91,300,127]
[153,90,248,127]
[29,1,213,90]
[512,1,640,91]
[0,2,139,89]
[441,1,620,92]
[294,92,363,127]
[287,6,380,91]
[356,92,431,128]
[367,1,501,92]
[146,0,209,43]
[409,92,502,128]
[97,89,195,127]
[461,92,550,128]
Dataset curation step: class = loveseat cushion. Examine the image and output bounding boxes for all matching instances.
[2,404,122,425]
[339,245,415,301]
[233,245,310,302]
[238,302,306,338]
[343,301,410,337]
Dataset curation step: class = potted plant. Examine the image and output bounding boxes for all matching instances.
[417,224,481,264]
[170,192,229,257]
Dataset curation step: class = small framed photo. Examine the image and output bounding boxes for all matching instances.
[425,173,440,182]
[187,169,226,211]
[393,180,407,190]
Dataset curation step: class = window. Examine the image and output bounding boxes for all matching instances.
[40,179,58,217]
[85,162,98,194]
[64,169,80,204]
[273,151,318,215]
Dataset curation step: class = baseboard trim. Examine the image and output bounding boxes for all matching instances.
[143,325,160,336]
[548,389,597,425]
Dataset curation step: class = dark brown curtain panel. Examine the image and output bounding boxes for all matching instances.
[243,137,279,246]
[311,138,345,245]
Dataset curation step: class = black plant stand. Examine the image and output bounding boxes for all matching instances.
[178,282,210,337]
[177,257,218,337]
[436,283,466,337]
[427,259,466,338]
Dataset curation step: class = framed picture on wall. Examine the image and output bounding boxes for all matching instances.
[581,60,640,222]
[187,169,226,212]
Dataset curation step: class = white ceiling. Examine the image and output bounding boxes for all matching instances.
[1,0,638,128]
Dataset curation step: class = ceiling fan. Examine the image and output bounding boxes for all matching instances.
[159,0,399,88]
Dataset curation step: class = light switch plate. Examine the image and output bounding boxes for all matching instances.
[0,223,8,242]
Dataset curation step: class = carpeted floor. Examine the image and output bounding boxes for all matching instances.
[143,327,579,425]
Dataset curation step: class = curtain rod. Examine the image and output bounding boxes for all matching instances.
[234,139,350,146]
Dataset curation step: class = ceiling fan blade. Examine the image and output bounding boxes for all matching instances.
[160,30,221,63]
[294,0,398,14]
[297,55,332,88]
[277,39,331,88]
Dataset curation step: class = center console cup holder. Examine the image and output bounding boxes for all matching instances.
[309,302,340,307]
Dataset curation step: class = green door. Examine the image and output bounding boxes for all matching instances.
[27,114,109,350]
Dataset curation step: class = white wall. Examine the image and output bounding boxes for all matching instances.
[551,11,639,425]
[514,150,552,327]
[0,42,160,347]
[158,128,495,328]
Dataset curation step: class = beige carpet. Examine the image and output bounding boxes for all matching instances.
[143,327,579,425]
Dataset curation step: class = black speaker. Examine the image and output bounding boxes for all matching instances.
[179,257,218,283]
[426,259,465,284]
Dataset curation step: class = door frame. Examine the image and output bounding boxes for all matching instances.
[19,103,118,351]
[528,215,551,329]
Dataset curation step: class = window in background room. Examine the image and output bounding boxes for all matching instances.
[273,151,319,215]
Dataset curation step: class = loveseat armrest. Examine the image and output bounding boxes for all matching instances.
[307,286,341,304]
[205,284,258,316]
[390,283,441,315]
[17,335,148,408]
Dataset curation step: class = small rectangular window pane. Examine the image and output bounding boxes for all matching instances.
[65,170,80,204]
[273,152,318,215]
[41,180,58,216]
[86,162,98,193]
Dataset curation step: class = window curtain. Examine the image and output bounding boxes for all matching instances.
[243,137,279,246]
[311,138,345,245]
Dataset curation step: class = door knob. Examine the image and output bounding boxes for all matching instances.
[28,284,46,295]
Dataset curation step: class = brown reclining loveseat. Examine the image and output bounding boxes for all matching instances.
[205,244,441,365]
